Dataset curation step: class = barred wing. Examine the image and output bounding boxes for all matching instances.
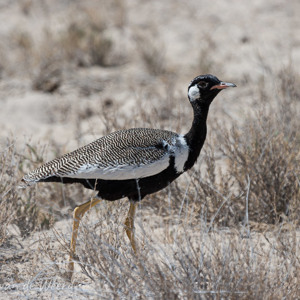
[22,128,178,184]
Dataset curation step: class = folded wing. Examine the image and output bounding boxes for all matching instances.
[22,128,178,184]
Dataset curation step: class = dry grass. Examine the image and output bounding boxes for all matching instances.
[1,67,299,298]
[59,12,112,68]
[135,32,168,77]
[0,1,299,298]
[1,1,126,95]
[74,222,299,299]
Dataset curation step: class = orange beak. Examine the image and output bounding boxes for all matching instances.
[210,81,236,90]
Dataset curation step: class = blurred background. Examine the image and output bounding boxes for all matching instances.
[0,0,299,149]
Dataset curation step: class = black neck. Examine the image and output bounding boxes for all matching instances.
[184,102,210,170]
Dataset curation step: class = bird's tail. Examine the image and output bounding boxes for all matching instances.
[18,176,37,189]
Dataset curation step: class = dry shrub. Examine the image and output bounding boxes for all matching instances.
[0,142,24,244]
[135,32,168,76]
[221,69,299,225]
[2,29,36,76]
[32,60,62,93]
[60,14,112,68]
[180,68,300,227]
[60,216,299,299]
[0,145,16,246]
[197,34,222,75]
[58,0,129,68]
[0,137,88,244]
[31,12,112,93]
[221,113,299,225]
[2,2,126,93]
[0,141,55,241]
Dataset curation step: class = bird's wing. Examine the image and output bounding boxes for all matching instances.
[22,128,180,184]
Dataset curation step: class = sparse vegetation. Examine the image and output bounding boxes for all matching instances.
[135,32,168,76]
[184,69,300,227]
[60,14,112,68]
[0,0,299,299]
[1,67,299,298]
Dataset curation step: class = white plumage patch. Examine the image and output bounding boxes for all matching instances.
[188,85,200,101]
[173,135,189,173]
[65,155,170,180]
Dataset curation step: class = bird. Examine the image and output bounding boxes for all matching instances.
[21,74,236,274]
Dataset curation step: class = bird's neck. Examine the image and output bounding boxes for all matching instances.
[184,102,210,170]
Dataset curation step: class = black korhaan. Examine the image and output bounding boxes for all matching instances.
[22,74,236,275]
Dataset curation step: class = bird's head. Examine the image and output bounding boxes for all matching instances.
[188,74,236,105]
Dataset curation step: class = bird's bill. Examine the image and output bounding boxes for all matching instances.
[210,81,236,90]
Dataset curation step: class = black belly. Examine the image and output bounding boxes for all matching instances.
[40,157,181,202]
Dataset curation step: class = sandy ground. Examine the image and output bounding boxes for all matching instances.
[0,0,300,298]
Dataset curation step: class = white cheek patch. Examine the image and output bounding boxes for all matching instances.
[188,85,200,101]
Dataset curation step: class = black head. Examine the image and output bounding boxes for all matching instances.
[188,74,236,104]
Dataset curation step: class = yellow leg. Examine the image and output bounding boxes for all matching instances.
[68,197,102,273]
[124,202,138,253]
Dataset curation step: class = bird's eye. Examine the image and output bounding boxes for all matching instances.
[198,81,208,88]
